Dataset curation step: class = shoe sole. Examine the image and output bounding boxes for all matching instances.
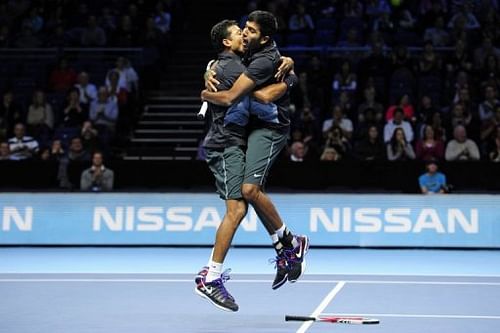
[194,287,238,312]
[289,236,309,283]
[271,273,288,290]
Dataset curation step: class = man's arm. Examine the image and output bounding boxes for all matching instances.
[253,71,298,103]
[201,73,256,106]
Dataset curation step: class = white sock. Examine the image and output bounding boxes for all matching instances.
[276,224,287,238]
[206,260,222,283]
[271,233,279,244]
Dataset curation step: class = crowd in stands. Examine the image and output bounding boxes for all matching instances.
[0,0,181,48]
[237,0,500,165]
[0,0,182,190]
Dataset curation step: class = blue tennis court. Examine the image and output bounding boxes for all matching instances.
[1,247,499,333]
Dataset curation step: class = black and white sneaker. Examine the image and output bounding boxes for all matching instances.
[286,235,309,283]
[195,270,238,312]
[270,252,289,290]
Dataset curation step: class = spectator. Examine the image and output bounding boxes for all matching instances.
[81,15,107,46]
[61,89,86,128]
[7,123,39,160]
[480,105,500,151]
[81,120,99,152]
[473,35,500,69]
[445,125,480,161]
[373,11,395,36]
[357,86,384,123]
[49,58,78,93]
[449,103,473,133]
[418,40,442,75]
[344,0,364,18]
[478,85,499,122]
[89,87,119,137]
[417,95,439,126]
[105,70,128,106]
[488,125,500,162]
[479,55,500,89]
[154,1,172,34]
[98,7,117,33]
[386,94,415,122]
[445,39,473,75]
[390,44,414,74]
[393,5,417,32]
[289,141,306,162]
[419,161,447,194]
[353,125,386,161]
[74,72,98,108]
[415,125,445,162]
[80,151,114,191]
[320,147,341,161]
[288,4,315,32]
[387,127,416,161]
[322,105,353,140]
[106,57,139,94]
[58,136,91,189]
[49,139,65,161]
[358,42,390,81]
[1,91,23,139]
[0,141,11,160]
[332,59,357,95]
[447,5,480,31]
[26,90,54,142]
[22,7,44,33]
[424,16,450,46]
[112,15,137,47]
[428,110,447,142]
[140,16,163,47]
[324,125,351,159]
[384,107,414,143]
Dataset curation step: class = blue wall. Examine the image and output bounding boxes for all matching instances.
[1,193,499,248]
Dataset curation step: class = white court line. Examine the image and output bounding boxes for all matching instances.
[297,281,346,333]
[323,313,500,320]
[1,279,500,286]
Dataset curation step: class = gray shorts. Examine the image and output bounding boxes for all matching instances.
[243,128,288,187]
[206,146,245,200]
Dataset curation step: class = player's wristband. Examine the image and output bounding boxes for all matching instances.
[283,74,298,90]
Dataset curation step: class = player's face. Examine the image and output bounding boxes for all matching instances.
[243,21,266,52]
[226,25,244,54]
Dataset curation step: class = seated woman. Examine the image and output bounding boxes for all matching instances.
[415,124,445,162]
[387,127,416,161]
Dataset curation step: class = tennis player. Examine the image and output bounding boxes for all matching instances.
[201,10,309,293]
[195,19,297,312]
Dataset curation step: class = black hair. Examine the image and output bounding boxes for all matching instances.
[210,19,238,53]
[247,10,278,38]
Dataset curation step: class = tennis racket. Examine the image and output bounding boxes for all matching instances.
[197,59,216,120]
[285,315,380,325]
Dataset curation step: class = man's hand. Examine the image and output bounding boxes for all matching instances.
[275,56,294,81]
[204,69,220,92]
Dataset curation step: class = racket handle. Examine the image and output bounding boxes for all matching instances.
[285,315,316,322]
[197,101,208,119]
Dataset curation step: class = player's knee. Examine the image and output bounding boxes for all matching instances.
[241,184,259,202]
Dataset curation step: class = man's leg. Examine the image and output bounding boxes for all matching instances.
[241,128,309,288]
[195,147,246,312]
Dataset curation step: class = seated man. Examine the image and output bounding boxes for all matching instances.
[419,161,447,194]
[80,151,114,192]
[8,123,39,160]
